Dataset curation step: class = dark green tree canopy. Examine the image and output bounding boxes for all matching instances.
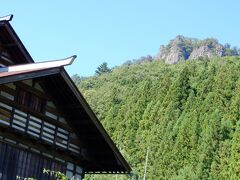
[95,62,112,75]
[78,56,240,179]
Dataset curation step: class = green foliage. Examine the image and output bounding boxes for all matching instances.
[43,169,68,180]
[16,176,36,180]
[95,62,112,75]
[16,169,75,180]
[224,44,239,56]
[78,57,240,179]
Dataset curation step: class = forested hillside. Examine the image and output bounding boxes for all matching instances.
[76,57,240,179]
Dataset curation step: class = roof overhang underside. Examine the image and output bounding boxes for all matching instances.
[0,67,131,173]
[0,21,33,64]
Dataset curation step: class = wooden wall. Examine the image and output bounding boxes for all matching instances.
[0,80,84,179]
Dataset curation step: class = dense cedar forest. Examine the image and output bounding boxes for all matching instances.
[74,56,240,179]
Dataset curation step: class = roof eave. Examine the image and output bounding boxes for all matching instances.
[0,15,13,22]
[0,67,62,85]
[0,55,76,73]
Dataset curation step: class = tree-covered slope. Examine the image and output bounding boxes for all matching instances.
[77,57,240,179]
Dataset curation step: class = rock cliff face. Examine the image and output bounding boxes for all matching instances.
[189,39,224,60]
[157,36,232,64]
[159,36,189,64]
[158,35,191,64]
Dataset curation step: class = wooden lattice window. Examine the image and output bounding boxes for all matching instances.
[17,90,30,106]
[30,94,44,112]
[17,89,45,113]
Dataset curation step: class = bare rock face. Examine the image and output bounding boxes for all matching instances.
[159,45,185,64]
[158,45,167,60]
[215,44,225,57]
[190,45,212,59]
[189,40,224,60]
[165,46,185,64]
[158,35,190,64]
[157,36,228,64]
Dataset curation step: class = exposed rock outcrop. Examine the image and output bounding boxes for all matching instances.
[189,39,224,59]
[158,35,192,64]
[157,36,235,64]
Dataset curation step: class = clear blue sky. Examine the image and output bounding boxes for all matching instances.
[1,0,240,76]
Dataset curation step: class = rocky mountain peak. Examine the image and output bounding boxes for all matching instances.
[157,36,238,64]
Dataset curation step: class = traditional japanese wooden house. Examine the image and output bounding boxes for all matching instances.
[0,15,131,180]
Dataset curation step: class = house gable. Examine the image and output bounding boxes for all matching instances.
[0,15,131,178]
[0,15,33,66]
[0,62,131,173]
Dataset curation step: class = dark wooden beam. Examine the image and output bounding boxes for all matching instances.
[2,43,17,48]
[59,104,83,110]
[0,84,16,96]
[0,68,61,85]
[14,81,52,100]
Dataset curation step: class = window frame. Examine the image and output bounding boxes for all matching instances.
[16,87,46,113]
